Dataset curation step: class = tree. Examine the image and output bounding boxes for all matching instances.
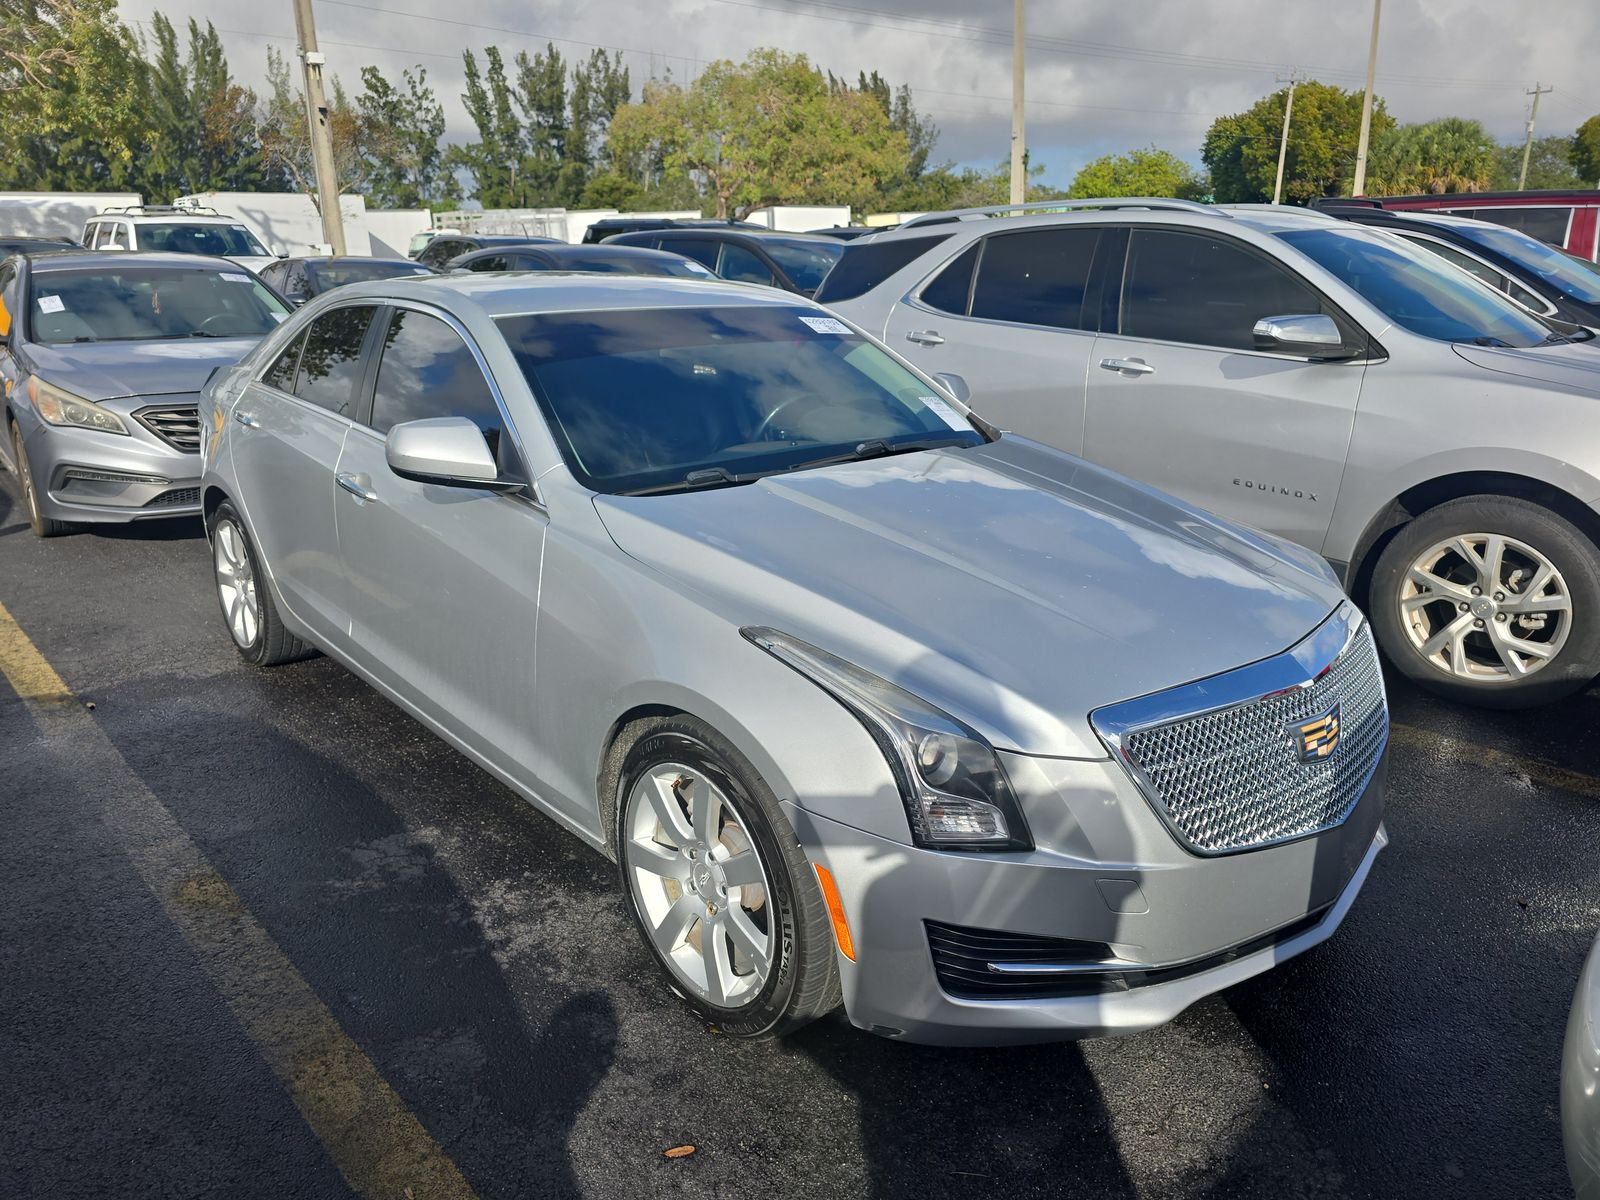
[1492,136,1581,190]
[513,43,566,202]
[138,16,263,201]
[258,47,380,207]
[1069,146,1206,200]
[568,49,631,185]
[1203,81,1391,203]
[1364,117,1497,195]
[357,65,454,207]
[879,162,1066,212]
[607,49,909,218]
[1573,115,1600,186]
[451,46,526,207]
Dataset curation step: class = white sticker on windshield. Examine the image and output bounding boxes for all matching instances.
[221,272,252,283]
[919,395,970,430]
[798,315,853,335]
[36,294,64,314]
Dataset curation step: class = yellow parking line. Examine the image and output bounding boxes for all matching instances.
[0,599,477,1200]
[1389,721,1600,803]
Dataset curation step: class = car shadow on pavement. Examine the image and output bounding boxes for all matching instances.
[93,681,619,1199]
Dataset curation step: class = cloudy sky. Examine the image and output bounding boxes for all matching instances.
[115,0,1600,188]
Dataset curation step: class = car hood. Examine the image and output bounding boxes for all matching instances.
[594,437,1345,758]
[23,337,264,402]
[1452,340,1600,393]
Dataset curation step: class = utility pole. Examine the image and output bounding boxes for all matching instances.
[1272,71,1304,206]
[1351,0,1382,195]
[1518,82,1555,190]
[1009,0,1025,206]
[292,0,346,255]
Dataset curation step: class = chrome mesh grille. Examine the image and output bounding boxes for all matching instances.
[1117,624,1387,855]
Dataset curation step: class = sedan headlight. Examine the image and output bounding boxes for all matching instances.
[742,627,1032,851]
[27,377,129,436]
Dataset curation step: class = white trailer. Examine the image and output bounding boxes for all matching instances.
[0,192,141,240]
[175,192,373,256]
[366,209,432,257]
[745,205,852,232]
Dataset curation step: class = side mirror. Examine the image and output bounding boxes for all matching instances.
[934,371,971,404]
[1252,314,1356,359]
[273,244,288,258]
[385,417,521,492]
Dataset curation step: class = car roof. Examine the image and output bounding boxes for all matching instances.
[859,205,1338,242]
[99,212,245,224]
[288,255,420,267]
[327,271,800,316]
[23,249,248,272]
[467,234,563,245]
[610,228,834,244]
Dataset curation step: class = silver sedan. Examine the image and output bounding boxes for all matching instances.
[199,274,1390,1044]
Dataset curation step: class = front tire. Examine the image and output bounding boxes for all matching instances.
[208,501,314,666]
[11,422,72,538]
[1369,495,1600,708]
[616,716,841,1038]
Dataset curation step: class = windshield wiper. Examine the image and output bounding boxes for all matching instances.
[616,436,976,497]
[620,466,759,497]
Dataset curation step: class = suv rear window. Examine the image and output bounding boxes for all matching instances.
[814,234,951,303]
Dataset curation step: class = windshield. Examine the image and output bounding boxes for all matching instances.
[1452,224,1600,305]
[761,239,843,293]
[499,305,984,495]
[137,221,269,258]
[1279,228,1557,347]
[309,260,433,288]
[28,266,289,343]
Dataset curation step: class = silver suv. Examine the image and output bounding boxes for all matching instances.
[824,200,1600,708]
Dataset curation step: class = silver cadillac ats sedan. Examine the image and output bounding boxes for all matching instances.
[199,274,1390,1044]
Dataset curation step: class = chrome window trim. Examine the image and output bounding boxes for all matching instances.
[1396,231,1558,317]
[1090,602,1386,857]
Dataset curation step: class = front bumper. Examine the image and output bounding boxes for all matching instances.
[17,414,201,524]
[788,747,1388,1046]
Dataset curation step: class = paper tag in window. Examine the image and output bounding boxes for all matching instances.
[36,295,65,313]
[919,395,969,430]
[221,272,252,283]
[798,316,852,335]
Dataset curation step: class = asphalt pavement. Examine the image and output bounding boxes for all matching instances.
[1,476,1596,1200]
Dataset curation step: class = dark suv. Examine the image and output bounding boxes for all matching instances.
[580,217,763,244]
[414,233,561,270]
[601,229,842,296]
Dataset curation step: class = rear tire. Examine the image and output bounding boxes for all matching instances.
[1368,495,1600,708]
[208,501,314,666]
[616,715,841,1038]
[11,422,72,538]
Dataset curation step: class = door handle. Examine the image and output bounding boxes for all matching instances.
[1099,357,1156,376]
[234,410,261,428]
[335,472,378,503]
[905,329,945,346]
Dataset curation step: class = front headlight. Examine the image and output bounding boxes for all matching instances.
[27,377,129,436]
[742,627,1033,851]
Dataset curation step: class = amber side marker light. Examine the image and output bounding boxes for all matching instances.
[813,864,856,962]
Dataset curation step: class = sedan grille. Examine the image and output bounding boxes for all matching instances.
[1094,612,1388,856]
[134,404,201,453]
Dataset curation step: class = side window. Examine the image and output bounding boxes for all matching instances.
[467,254,509,272]
[108,222,130,249]
[93,223,117,249]
[1122,229,1329,352]
[1402,236,1505,289]
[921,242,980,315]
[969,228,1100,329]
[284,262,311,298]
[718,243,776,286]
[656,237,718,270]
[261,330,307,392]
[512,255,546,271]
[258,262,283,290]
[292,304,376,416]
[83,223,100,248]
[369,309,502,454]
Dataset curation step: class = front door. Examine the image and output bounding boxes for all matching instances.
[333,305,551,804]
[229,303,379,645]
[881,226,1109,456]
[1084,227,1366,550]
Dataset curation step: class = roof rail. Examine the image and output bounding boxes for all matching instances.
[901,197,1227,228]
[96,204,225,217]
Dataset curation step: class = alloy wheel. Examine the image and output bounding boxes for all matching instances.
[1398,532,1572,682]
[623,762,775,1009]
[213,519,261,649]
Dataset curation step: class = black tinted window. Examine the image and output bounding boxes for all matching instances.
[465,254,509,272]
[370,310,500,443]
[656,237,718,269]
[1123,229,1326,350]
[262,331,305,391]
[815,233,951,303]
[970,228,1099,329]
[921,243,980,315]
[718,243,776,286]
[292,305,375,416]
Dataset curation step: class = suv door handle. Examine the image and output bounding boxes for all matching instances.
[234,411,261,428]
[335,472,378,503]
[906,329,945,346]
[1099,357,1156,376]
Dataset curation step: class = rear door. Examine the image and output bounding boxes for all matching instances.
[1084,226,1365,548]
[229,303,379,645]
[882,226,1108,455]
[332,304,549,800]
